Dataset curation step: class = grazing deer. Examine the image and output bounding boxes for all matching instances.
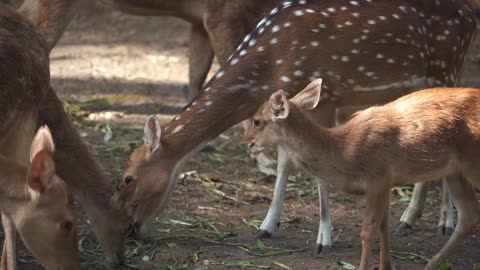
[242,81,480,270]
[0,6,130,267]
[117,0,477,254]
[0,127,81,270]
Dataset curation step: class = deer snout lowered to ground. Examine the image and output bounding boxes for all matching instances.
[0,127,81,270]
[242,79,480,270]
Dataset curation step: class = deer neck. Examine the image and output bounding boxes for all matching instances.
[275,105,344,171]
[37,87,126,220]
[0,156,29,217]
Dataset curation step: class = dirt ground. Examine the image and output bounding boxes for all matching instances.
[11,1,480,270]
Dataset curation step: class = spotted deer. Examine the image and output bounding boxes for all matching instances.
[0,6,130,267]
[244,82,480,270]
[116,0,477,253]
[0,127,81,270]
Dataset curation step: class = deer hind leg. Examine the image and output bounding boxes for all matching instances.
[395,181,429,231]
[186,23,214,102]
[0,214,17,270]
[313,180,332,255]
[360,182,391,270]
[256,146,291,239]
[425,173,480,270]
[437,178,455,235]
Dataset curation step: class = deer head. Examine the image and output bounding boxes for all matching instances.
[13,126,80,270]
[242,79,323,153]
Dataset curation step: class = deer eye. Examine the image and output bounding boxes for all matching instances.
[253,120,260,127]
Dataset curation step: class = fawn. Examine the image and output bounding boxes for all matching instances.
[0,126,80,269]
[242,79,480,270]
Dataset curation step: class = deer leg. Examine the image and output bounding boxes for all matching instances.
[1,214,17,270]
[437,178,455,235]
[425,174,480,270]
[360,182,390,270]
[187,23,214,102]
[395,181,429,231]
[313,179,332,255]
[256,146,290,239]
[379,198,392,270]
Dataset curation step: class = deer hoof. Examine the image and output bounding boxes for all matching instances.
[254,229,271,239]
[394,221,412,233]
[312,243,331,256]
[436,225,454,236]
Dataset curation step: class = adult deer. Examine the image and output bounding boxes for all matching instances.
[0,5,130,267]
[243,82,480,270]
[117,0,477,253]
[0,127,81,270]
[16,0,279,101]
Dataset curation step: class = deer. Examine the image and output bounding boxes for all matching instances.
[242,81,480,270]
[0,126,81,270]
[0,5,131,267]
[116,0,478,255]
[17,0,469,247]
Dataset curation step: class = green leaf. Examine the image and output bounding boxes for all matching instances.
[336,259,357,270]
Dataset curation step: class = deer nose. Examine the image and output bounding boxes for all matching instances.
[123,175,135,186]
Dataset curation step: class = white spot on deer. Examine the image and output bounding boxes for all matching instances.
[240,50,247,56]
[294,60,302,66]
[387,58,396,64]
[231,58,239,65]
[340,6,348,11]
[204,87,211,92]
[294,70,304,76]
[329,35,336,40]
[357,66,365,71]
[352,12,360,17]
[350,1,359,6]
[365,72,375,77]
[271,38,279,44]
[261,85,269,90]
[294,10,305,16]
[345,21,353,26]
[313,71,321,77]
[270,7,279,15]
[353,38,360,43]
[205,101,213,106]
[216,71,224,78]
[272,25,280,33]
[331,55,339,60]
[351,49,359,54]
[368,20,376,24]
[360,35,368,40]
[376,53,384,59]
[172,125,184,134]
[249,39,256,46]
[327,7,336,13]
[362,29,370,34]
[284,22,292,27]
[299,0,307,4]
[259,27,265,34]
[392,14,401,19]
[319,23,327,28]
[282,1,293,7]
[257,46,265,52]
[311,41,320,46]
[276,59,283,64]
[306,8,315,13]
[175,115,181,121]
[379,15,387,20]
[341,56,350,62]
[281,76,291,82]
[347,79,355,84]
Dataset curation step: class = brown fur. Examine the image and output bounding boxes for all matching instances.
[0,5,130,266]
[119,0,477,238]
[244,86,480,270]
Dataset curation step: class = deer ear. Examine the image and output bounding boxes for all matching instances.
[291,78,322,111]
[143,115,162,153]
[27,150,55,198]
[269,90,289,120]
[30,126,55,162]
